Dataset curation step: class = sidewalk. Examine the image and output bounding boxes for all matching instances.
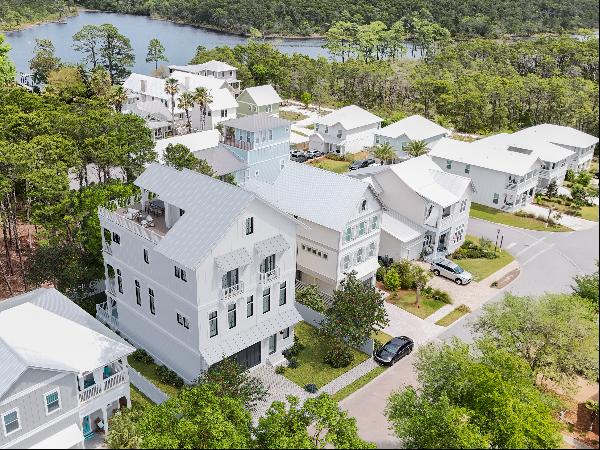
[522,203,597,231]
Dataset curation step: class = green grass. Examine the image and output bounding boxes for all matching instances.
[309,159,350,173]
[373,329,393,344]
[451,242,514,282]
[580,205,599,221]
[331,366,387,402]
[386,290,447,319]
[130,385,154,409]
[283,322,369,388]
[435,305,471,327]
[536,197,599,222]
[128,359,180,398]
[470,203,572,232]
[279,110,309,121]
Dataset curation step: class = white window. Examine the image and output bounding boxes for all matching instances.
[269,129,273,140]
[368,242,376,257]
[492,193,499,204]
[446,160,452,169]
[2,409,20,436]
[459,199,468,213]
[44,389,61,415]
[343,255,351,270]
[344,227,352,242]
[356,247,364,263]
[174,266,186,281]
[325,126,329,134]
[361,199,367,211]
[371,215,379,230]
[266,104,272,113]
[245,217,254,235]
[143,248,149,264]
[358,221,367,236]
[209,311,218,337]
[375,136,380,144]
[465,164,470,174]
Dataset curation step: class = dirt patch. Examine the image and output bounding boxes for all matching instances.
[491,268,520,288]
[0,221,38,301]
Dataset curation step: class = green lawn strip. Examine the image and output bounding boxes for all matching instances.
[536,198,599,222]
[373,329,393,344]
[279,110,309,121]
[309,159,350,173]
[580,205,599,221]
[469,203,571,232]
[128,359,181,397]
[331,365,387,402]
[451,249,514,282]
[435,305,471,327]
[386,290,446,319]
[283,322,369,388]
[130,385,154,409]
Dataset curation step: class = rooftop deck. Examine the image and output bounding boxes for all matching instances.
[99,202,167,245]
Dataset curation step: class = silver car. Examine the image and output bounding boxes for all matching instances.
[430,258,473,285]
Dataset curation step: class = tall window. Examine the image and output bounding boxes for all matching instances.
[361,199,367,211]
[245,217,254,235]
[247,296,254,318]
[268,334,277,354]
[279,281,287,306]
[135,280,141,306]
[465,164,470,174]
[260,254,276,274]
[209,311,218,337]
[356,247,364,263]
[228,303,237,329]
[343,255,351,270]
[358,221,367,236]
[492,193,499,204]
[174,266,187,282]
[112,232,121,244]
[143,249,149,264]
[222,268,239,289]
[117,269,123,294]
[446,160,452,169]
[344,227,352,242]
[44,390,61,414]
[149,288,155,315]
[371,215,379,230]
[262,288,271,313]
[2,409,20,435]
[282,327,290,339]
[368,242,376,257]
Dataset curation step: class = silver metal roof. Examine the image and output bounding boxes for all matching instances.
[194,145,248,176]
[254,234,290,258]
[215,247,253,272]
[222,113,290,132]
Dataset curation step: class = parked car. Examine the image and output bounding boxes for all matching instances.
[348,158,376,170]
[430,258,473,285]
[373,336,414,366]
[290,151,308,163]
[305,150,323,159]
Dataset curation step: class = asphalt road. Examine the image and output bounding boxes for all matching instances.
[341,219,599,448]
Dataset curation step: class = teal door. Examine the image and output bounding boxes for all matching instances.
[82,416,92,437]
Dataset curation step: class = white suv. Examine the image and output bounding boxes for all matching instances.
[430,258,473,285]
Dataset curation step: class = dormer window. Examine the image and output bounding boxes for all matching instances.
[245,217,254,235]
[361,200,367,211]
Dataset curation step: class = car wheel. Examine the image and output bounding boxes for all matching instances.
[455,278,463,285]
[433,269,440,276]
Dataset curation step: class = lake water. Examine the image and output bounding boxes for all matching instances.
[4,10,330,75]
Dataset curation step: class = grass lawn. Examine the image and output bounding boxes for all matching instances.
[386,290,447,319]
[580,205,599,221]
[435,305,471,327]
[331,366,387,402]
[373,329,393,344]
[279,110,308,122]
[283,322,369,388]
[128,359,180,398]
[130,385,154,409]
[451,238,514,281]
[536,198,599,222]
[470,203,571,232]
[309,158,350,173]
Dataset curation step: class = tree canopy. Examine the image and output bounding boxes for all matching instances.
[0,34,15,86]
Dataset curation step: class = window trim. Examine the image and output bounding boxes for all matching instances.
[228,303,237,329]
[247,295,254,318]
[149,288,156,315]
[245,217,254,235]
[282,327,290,339]
[262,288,271,314]
[2,408,21,437]
[209,311,218,337]
[279,281,287,306]
[268,333,277,354]
[43,388,61,416]
[135,280,141,306]
[143,248,149,264]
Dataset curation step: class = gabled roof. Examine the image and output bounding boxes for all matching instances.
[223,113,290,132]
[197,60,238,72]
[429,137,541,177]
[123,73,169,100]
[241,84,282,106]
[244,161,377,231]
[377,115,450,141]
[154,130,221,158]
[125,100,172,121]
[382,210,425,243]
[317,105,382,130]
[475,133,574,164]
[170,70,230,91]
[0,288,134,399]
[134,164,256,268]
[194,145,248,176]
[513,124,599,149]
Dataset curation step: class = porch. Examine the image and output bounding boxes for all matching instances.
[78,361,129,405]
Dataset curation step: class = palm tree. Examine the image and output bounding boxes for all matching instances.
[412,265,432,308]
[373,143,396,165]
[108,85,128,112]
[405,140,429,158]
[193,87,213,131]
[177,92,195,133]
[164,77,180,134]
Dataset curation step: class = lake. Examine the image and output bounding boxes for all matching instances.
[4,10,330,75]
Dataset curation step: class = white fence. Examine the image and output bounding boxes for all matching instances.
[128,367,169,405]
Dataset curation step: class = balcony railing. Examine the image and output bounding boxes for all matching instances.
[221,135,254,151]
[96,301,119,330]
[98,206,163,245]
[259,267,280,284]
[221,281,245,300]
[78,363,128,405]
[103,243,113,255]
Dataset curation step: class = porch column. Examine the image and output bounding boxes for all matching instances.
[78,374,85,391]
[432,229,441,261]
[92,368,102,391]
[141,189,149,212]
[101,407,108,435]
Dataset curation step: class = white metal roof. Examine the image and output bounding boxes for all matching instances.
[429,137,541,177]
[154,130,221,160]
[223,113,290,132]
[475,133,574,164]
[255,234,290,258]
[377,115,449,141]
[194,146,248,176]
[317,105,382,130]
[244,162,376,231]
[123,73,169,100]
[214,247,253,272]
[30,424,83,449]
[170,70,230,91]
[513,124,599,149]
[382,211,424,243]
[197,60,237,72]
[241,84,282,106]
[0,288,134,399]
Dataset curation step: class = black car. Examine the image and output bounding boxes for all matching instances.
[373,336,414,366]
[290,151,308,163]
[349,158,376,171]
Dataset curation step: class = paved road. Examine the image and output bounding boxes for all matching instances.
[341,218,599,447]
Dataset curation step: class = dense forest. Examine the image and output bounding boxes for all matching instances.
[0,0,75,31]
[76,0,599,37]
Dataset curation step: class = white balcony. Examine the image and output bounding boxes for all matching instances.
[96,301,118,330]
[78,362,128,405]
[259,267,280,284]
[98,206,164,245]
[221,281,245,301]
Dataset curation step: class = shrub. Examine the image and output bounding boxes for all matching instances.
[430,288,452,304]
[296,284,327,313]
[156,365,184,388]
[456,304,471,314]
[373,338,386,354]
[392,259,416,289]
[304,383,318,393]
[378,255,394,268]
[130,348,154,365]
[565,169,575,182]
[376,265,387,282]
[384,267,400,291]
[422,285,433,296]
[287,357,300,369]
[452,238,498,260]
[326,153,346,161]
[275,365,286,375]
[293,334,305,351]
[324,343,354,368]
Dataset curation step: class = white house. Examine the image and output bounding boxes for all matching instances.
[237,85,283,117]
[0,288,135,449]
[169,60,241,95]
[245,162,383,295]
[309,105,382,155]
[349,156,474,262]
[429,138,541,211]
[512,124,598,173]
[374,115,450,160]
[123,99,174,140]
[97,164,302,382]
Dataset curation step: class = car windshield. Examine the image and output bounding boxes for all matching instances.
[454,266,464,274]
[382,343,401,353]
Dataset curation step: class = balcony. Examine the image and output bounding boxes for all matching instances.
[78,362,128,405]
[221,135,254,151]
[221,281,245,301]
[259,267,280,284]
[98,204,166,245]
[96,301,118,330]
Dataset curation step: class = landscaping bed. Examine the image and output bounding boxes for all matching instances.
[279,110,309,121]
[130,385,154,409]
[308,151,370,174]
[470,203,571,231]
[386,289,448,319]
[451,235,515,281]
[435,305,471,327]
[282,322,369,388]
[536,197,599,222]
[128,350,184,397]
